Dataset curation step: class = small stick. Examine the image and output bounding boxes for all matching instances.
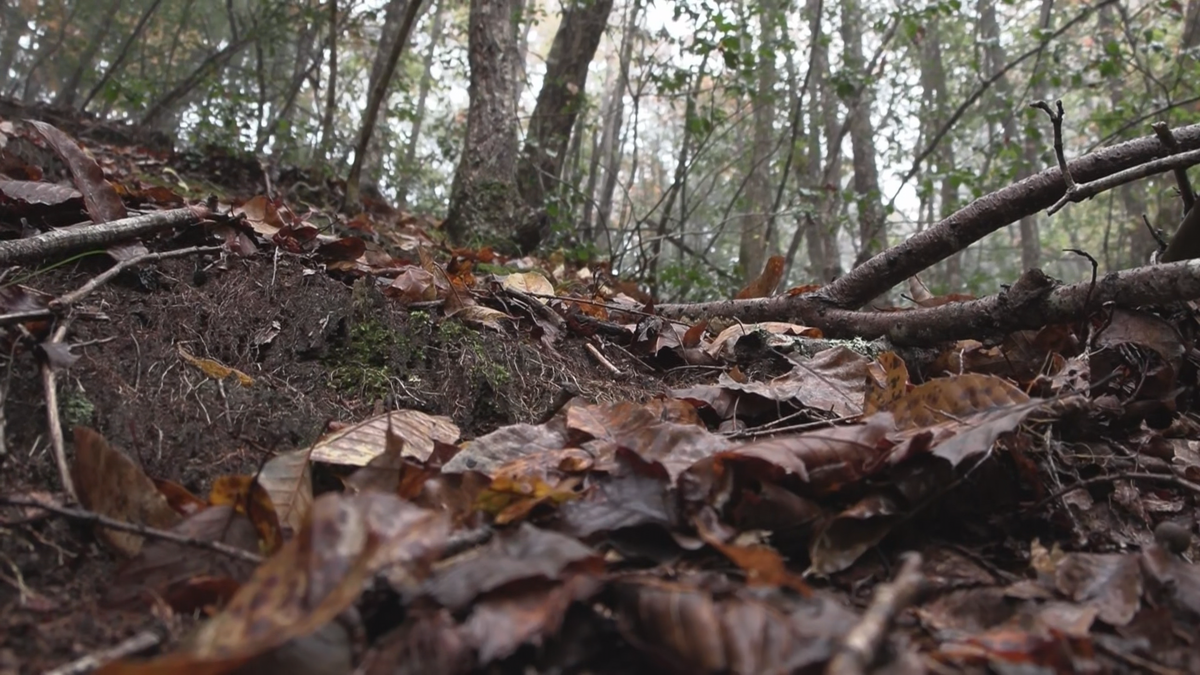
[1024,471,1200,513]
[44,628,165,675]
[41,321,77,502]
[52,245,223,310]
[1152,121,1195,212]
[1033,99,1075,191]
[585,342,621,375]
[0,496,264,564]
[1047,147,1200,216]
[827,553,926,675]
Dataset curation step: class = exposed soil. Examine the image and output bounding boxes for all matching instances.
[0,248,664,672]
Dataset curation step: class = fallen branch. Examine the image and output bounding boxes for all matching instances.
[44,628,165,675]
[657,259,1200,346]
[0,205,210,266]
[813,123,1200,310]
[0,496,264,563]
[827,553,925,675]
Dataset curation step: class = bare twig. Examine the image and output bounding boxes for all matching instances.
[41,320,76,502]
[0,206,210,266]
[0,496,264,563]
[1152,121,1195,212]
[827,553,925,675]
[1034,100,1075,194]
[585,343,621,376]
[52,245,223,310]
[1024,471,1200,513]
[1048,146,1200,216]
[44,628,165,675]
[812,121,1200,310]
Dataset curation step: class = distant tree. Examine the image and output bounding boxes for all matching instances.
[515,0,615,247]
[444,0,534,250]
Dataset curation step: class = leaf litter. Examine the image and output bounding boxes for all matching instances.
[0,117,1199,675]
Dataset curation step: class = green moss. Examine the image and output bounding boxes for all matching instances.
[325,318,400,400]
[60,389,95,429]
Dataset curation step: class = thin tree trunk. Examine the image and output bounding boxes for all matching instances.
[515,0,615,228]
[978,0,1039,272]
[739,0,778,283]
[396,0,445,209]
[594,0,641,257]
[21,0,79,103]
[0,0,26,93]
[919,15,961,290]
[344,0,427,207]
[81,0,164,111]
[840,0,884,269]
[318,0,339,163]
[1017,0,1055,269]
[140,26,261,130]
[256,3,321,154]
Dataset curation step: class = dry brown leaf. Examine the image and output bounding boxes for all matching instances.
[71,427,181,557]
[310,410,460,467]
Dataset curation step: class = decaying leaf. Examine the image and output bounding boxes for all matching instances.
[71,427,181,557]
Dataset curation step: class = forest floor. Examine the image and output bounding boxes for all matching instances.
[1,99,1199,675]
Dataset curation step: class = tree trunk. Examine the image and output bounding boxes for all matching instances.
[918,15,961,290]
[344,0,427,208]
[0,0,26,93]
[396,0,445,209]
[977,0,1039,272]
[840,0,885,269]
[444,0,533,250]
[1017,0,1055,270]
[57,0,123,108]
[256,2,321,155]
[317,0,339,163]
[515,0,615,237]
[739,0,778,284]
[1099,3,1153,267]
[592,0,641,258]
[800,0,841,283]
[81,0,164,112]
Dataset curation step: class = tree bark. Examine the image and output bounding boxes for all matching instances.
[591,0,641,257]
[840,0,885,269]
[81,0,165,111]
[317,0,339,163]
[444,0,533,250]
[739,0,778,284]
[515,0,615,234]
[344,0,427,208]
[396,0,445,209]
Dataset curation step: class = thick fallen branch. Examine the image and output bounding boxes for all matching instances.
[0,205,209,266]
[656,259,1200,346]
[770,123,1200,311]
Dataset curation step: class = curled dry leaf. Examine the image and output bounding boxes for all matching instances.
[99,492,450,675]
[310,409,460,467]
[256,448,313,538]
